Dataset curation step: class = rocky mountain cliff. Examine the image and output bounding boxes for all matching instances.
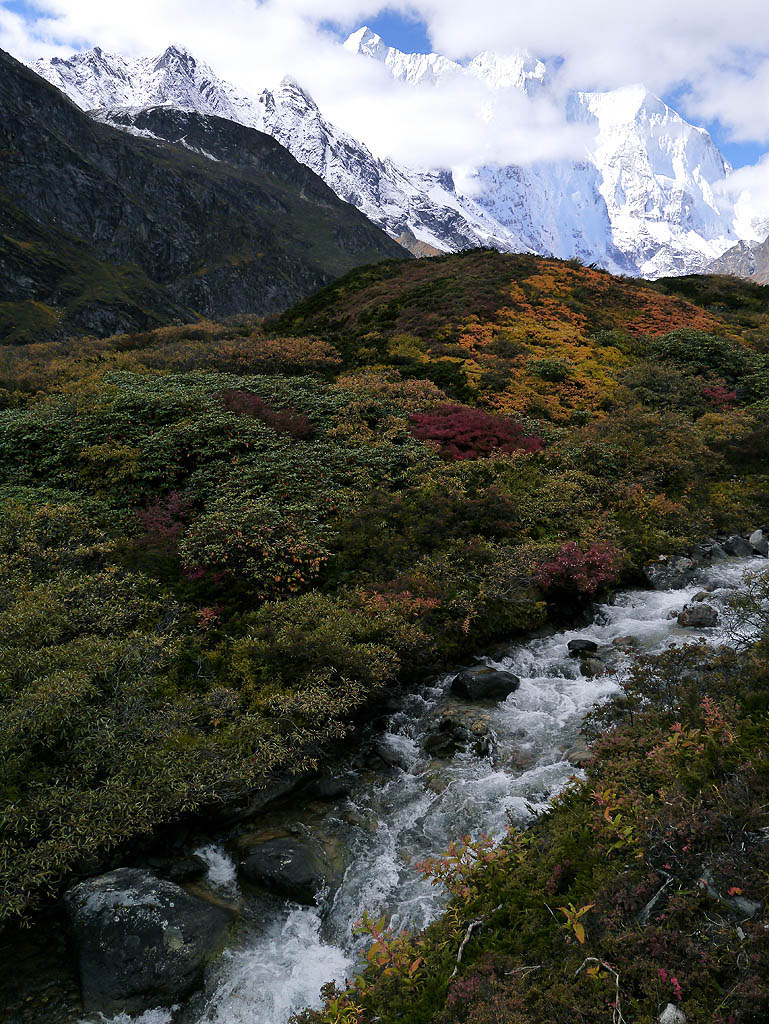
[36,45,522,258]
[0,49,406,342]
[706,234,769,284]
[32,33,767,277]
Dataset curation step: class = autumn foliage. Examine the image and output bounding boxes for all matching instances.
[408,404,544,460]
[535,540,622,595]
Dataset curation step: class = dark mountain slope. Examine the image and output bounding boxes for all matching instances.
[0,49,407,341]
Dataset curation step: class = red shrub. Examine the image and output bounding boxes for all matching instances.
[702,385,736,409]
[408,404,543,460]
[220,389,315,439]
[138,491,191,551]
[536,540,621,595]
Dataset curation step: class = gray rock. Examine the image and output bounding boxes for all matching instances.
[64,868,235,1015]
[451,666,520,702]
[643,557,696,590]
[678,605,719,628]
[697,868,762,919]
[691,591,710,603]
[724,535,754,557]
[749,528,766,546]
[240,838,328,905]
[708,541,729,561]
[752,538,769,557]
[423,731,463,759]
[568,639,599,656]
[373,739,409,769]
[612,634,640,648]
[659,1005,686,1024]
[565,739,593,767]
[306,775,353,801]
[424,707,498,759]
[672,556,695,571]
[581,657,607,678]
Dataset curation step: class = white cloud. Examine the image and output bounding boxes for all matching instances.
[2,0,769,183]
[716,154,769,239]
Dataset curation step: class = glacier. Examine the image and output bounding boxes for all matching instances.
[31,31,766,277]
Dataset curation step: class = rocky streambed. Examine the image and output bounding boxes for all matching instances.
[4,534,768,1024]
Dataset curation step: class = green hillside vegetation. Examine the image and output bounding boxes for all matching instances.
[0,250,767,986]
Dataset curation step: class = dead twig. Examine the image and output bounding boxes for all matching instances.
[451,904,502,979]
[575,957,626,1024]
[637,872,674,926]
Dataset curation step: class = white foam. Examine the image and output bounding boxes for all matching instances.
[194,844,239,894]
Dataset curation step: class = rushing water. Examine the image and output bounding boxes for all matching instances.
[92,556,765,1024]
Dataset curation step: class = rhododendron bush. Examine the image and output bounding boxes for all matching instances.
[409,404,544,460]
[536,540,622,595]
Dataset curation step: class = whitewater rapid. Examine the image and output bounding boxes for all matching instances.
[90,556,765,1024]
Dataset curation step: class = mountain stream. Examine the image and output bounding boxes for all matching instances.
[94,556,766,1024]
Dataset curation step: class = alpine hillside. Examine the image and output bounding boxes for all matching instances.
[32,33,768,276]
[0,48,407,342]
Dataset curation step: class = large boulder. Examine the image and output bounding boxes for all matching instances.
[240,838,328,904]
[64,868,235,1015]
[644,555,697,590]
[451,666,520,702]
[724,535,754,557]
[568,639,598,656]
[749,528,769,557]
[677,604,719,628]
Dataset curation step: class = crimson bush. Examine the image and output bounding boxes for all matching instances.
[408,404,543,461]
[536,540,621,595]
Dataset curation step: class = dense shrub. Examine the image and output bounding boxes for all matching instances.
[527,357,574,382]
[535,540,622,595]
[409,405,543,460]
[647,328,759,385]
[220,388,315,439]
[179,494,330,600]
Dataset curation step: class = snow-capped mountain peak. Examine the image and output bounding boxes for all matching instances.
[343,26,389,61]
[31,33,762,277]
[468,50,548,92]
[344,28,547,95]
[344,26,463,86]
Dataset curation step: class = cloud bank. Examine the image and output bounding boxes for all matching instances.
[2,0,769,183]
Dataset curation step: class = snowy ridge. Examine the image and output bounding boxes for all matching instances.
[35,46,529,258]
[32,33,762,275]
[343,28,745,277]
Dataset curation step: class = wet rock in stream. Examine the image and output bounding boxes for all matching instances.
[423,704,498,759]
[678,604,719,628]
[450,665,520,701]
[239,838,331,905]
[64,868,236,1015]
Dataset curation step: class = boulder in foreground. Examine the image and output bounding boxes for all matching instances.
[64,867,235,1015]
